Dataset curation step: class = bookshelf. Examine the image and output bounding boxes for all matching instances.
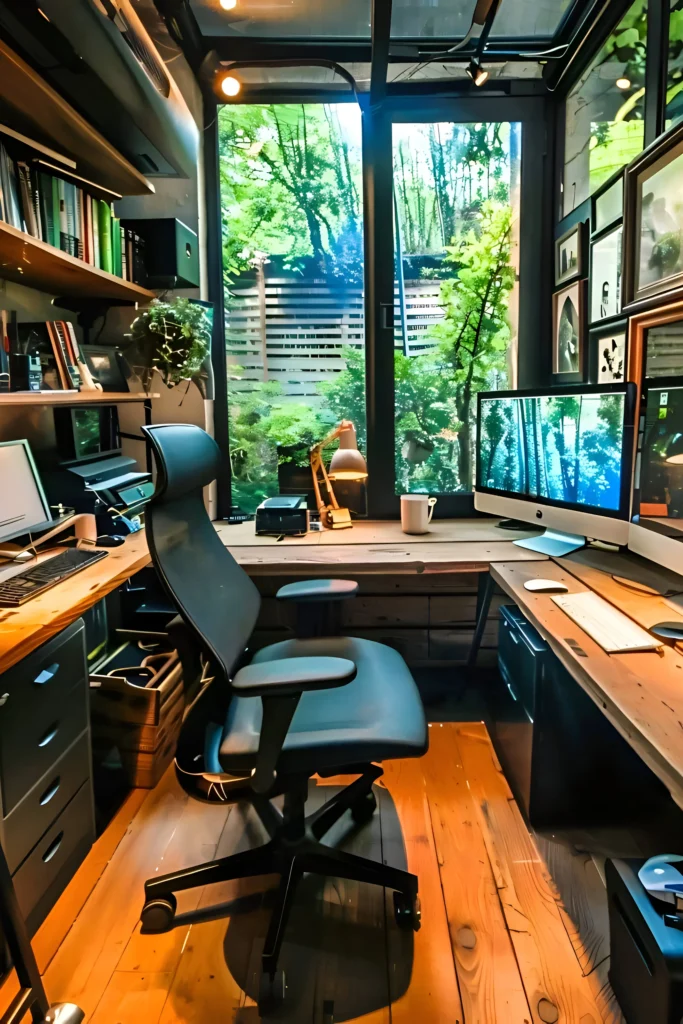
[0,220,156,302]
[0,38,153,198]
[0,392,159,406]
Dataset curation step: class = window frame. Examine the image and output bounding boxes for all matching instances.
[207,92,551,519]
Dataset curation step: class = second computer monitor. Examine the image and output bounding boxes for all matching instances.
[0,440,53,545]
[475,383,637,548]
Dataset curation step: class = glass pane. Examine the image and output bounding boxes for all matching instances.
[667,1,683,128]
[645,321,683,377]
[391,0,571,39]
[219,104,365,514]
[563,0,647,218]
[190,0,371,38]
[393,121,521,495]
[388,62,544,84]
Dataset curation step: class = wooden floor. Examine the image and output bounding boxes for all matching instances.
[0,723,623,1023]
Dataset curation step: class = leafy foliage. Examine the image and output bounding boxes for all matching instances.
[128,298,210,388]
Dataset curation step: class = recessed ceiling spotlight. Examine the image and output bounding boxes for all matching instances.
[221,75,241,97]
[466,58,489,87]
[616,76,631,90]
[220,0,237,9]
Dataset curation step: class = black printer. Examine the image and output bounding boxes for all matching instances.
[255,495,309,536]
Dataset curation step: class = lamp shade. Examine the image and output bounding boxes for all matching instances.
[665,433,683,465]
[329,446,368,480]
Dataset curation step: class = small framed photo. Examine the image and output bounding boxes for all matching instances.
[555,222,583,286]
[589,318,628,384]
[589,224,623,324]
[591,168,624,237]
[553,280,585,382]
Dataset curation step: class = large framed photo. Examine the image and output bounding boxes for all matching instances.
[624,122,683,307]
[589,318,628,384]
[591,168,624,237]
[589,224,622,323]
[555,222,583,286]
[553,280,585,382]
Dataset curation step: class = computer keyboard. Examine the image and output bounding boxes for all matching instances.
[0,548,108,606]
[551,591,662,653]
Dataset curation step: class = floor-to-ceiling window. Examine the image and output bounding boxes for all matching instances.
[392,120,521,495]
[219,102,365,514]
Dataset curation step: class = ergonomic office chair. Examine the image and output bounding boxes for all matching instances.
[138,423,428,1009]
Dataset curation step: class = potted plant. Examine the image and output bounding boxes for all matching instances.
[127,298,211,390]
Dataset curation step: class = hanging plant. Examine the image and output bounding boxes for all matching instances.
[128,298,211,389]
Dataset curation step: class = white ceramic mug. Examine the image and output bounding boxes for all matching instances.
[401,494,437,534]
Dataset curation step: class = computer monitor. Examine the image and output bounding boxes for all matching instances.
[0,440,52,545]
[475,383,637,555]
[629,376,683,573]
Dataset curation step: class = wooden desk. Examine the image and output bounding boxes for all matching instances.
[0,519,545,677]
[491,556,683,810]
[0,531,150,676]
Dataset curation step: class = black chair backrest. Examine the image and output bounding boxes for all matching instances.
[142,423,261,679]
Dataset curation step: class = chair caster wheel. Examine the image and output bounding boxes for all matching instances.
[140,893,177,932]
[351,790,377,825]
[258,969,286,1013]
[393,891,421,931]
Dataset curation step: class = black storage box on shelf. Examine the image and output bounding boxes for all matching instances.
[489,605,670,828]
[120,217,199,288]
[607,858,683,1024]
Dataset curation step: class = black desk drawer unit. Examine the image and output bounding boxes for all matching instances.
[490,605,669,828]
[0,619,94,934]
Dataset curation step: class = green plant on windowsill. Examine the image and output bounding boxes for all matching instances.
[128,298,211,390]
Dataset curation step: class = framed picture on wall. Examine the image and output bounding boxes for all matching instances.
[589,224,622,323]
[553,280,585,381]
[591,168,624,237]
[588,318,628,384]
[624,121,683,307]
[555,222,583,286]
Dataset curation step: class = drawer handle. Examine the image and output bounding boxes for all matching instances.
[38,724,59,748]
[34,663,60,686]
[42,832,64,864]
[39,777,61,807]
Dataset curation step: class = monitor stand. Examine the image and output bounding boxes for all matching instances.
[513,529,585,557]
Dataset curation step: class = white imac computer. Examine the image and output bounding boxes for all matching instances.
[474,383,637,556]
[0,439,53,556]
[629,376,683,573]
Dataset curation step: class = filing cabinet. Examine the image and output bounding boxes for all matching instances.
[0,619,95,934]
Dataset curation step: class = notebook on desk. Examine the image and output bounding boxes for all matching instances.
[551,591,663,653]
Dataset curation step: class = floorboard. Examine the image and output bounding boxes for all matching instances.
[9,721,625,1023]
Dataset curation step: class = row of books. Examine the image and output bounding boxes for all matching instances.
[0,141,146,285]
[16,321,100,392]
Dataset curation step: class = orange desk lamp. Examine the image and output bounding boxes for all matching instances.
[310,420,367,529]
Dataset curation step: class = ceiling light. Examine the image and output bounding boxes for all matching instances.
[466,58,489,87]
[221,75,241,97]
[616,77,631,90]
[220,0,237,9]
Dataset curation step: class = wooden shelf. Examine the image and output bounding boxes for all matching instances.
[0,38,153,198]
[0,220,156,302]
[0,391,158,406]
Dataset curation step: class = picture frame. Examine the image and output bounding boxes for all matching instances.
[588,318,628,384]
[589,223,623,324]
[623,120,683,309]
[553,280,585,382]
[555,222,583,286]
[591,167,624,237]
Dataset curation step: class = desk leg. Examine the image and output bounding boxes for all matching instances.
[467,571,495,669]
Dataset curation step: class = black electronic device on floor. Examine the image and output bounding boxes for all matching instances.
[0,548,108,606]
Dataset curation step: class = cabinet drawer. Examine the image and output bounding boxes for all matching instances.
[0,688,87,814]
[0,620,86,712]
[13,782,94,927]
[2,733,90,874]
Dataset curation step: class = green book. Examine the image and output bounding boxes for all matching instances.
[97,200,112,274]
[50,176,60,249]
[111,215,121,277]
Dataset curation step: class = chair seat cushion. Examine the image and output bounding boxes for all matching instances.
[219,636,428,774]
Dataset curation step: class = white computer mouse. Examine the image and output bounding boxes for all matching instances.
[524,578,569,593]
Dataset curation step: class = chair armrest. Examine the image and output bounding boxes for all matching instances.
[232,656,356,698]
[275,579,359,603]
